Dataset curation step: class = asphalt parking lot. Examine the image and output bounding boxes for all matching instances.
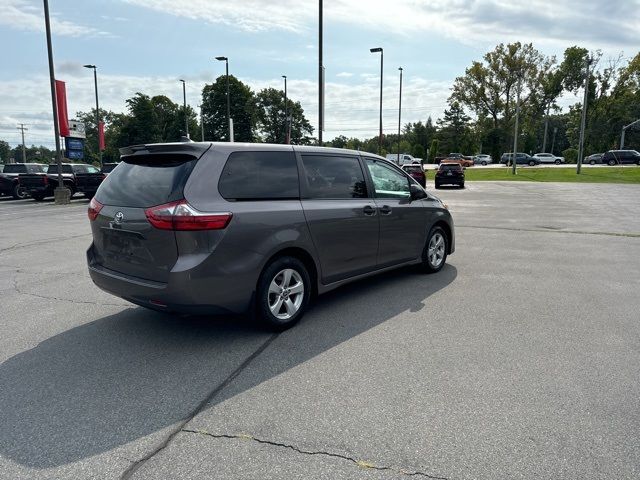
[1,182,639,479]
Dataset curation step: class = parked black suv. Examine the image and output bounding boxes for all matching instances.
[0,163,46,199]
[435,163,465,188]
[87,143,455,330]
[601,150,640,165]
[20,163,97,201]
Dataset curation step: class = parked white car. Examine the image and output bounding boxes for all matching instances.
[386,153,420,165]
[533,153,564,164]
[473,154,492,165]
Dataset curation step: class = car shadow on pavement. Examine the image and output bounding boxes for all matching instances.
[0,264,456,468]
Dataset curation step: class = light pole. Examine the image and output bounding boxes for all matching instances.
[551,127,558,155]
[17,123,28,162]
[282,75,289,144]
[318,0,323,146]
[215,56,231,141]
[542,104,550,152]
[43,0,67,203]
[577,56,593,174]
[83,64,102,167]
[511,77,522,175]
[370,47,383,155]
[621,119,640,149]
[179,79,189,138]
[397,67,403,164]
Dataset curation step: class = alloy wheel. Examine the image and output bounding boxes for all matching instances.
[268,269,304,320]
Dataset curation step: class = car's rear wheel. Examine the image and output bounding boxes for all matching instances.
[257,256,311,331]
[481,161,487,166]
[590,160,595,165]
[636,159,640,166]
[12,183,27,200]
[555,159,561,165]
[529,161,536,166]
[460,182,465,189]
[421,226,448,273]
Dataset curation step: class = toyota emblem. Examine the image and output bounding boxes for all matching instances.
[114,212,124,224]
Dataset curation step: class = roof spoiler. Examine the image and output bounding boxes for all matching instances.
[119,142,210,158]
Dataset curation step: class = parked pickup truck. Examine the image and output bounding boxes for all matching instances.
[19,163,99,201]
[0,163,47,199]
[75,164,107,199]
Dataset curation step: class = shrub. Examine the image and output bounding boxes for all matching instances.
[563,148,578,163]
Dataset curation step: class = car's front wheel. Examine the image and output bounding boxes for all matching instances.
[481,161,487,166]
[590,160,596,165]
[257,256,311,330]
[555,159,561,165]
[608,159,616,166]
[421,226,448,273]
[529,161,536,166]
[12,183,27,200]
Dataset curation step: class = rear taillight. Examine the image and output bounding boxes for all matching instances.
[88,198,104,221]
[144,199,232,231]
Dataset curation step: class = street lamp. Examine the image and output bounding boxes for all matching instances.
[215,56,231,141]
[511,76,522,175]
[179,79,189,138]
[370,47,383,155]
[282,75,289,144]
[621,119,640,149]
[577,56,593,174]
[397,67,403,165]
[83,64,102,167]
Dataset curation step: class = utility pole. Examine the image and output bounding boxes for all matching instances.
[179,79,189,138]
[318,0,323,146]
[621,119,640,149]
[198,104,204,141]
[551,127,558,155]
[512,77,522,175]
[542,104,550,152]
[43,0,68,204]
[397,67,403,164]
[576,57,592,175]
[17,124,28,163]
[282,75,288,144]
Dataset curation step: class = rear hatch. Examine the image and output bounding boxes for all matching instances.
[91,144,208,283]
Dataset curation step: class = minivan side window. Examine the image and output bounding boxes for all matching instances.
[219,151,299,200]
[301,155,367,199]
[364,159,410,199]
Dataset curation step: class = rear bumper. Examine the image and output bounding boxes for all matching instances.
[435,176,464,185]
[86,244,252,315]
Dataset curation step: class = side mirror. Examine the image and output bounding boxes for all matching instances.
[410,184,427,200]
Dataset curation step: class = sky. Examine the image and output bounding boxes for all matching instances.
[0,0,638,150]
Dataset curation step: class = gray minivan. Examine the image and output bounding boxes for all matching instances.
[87,142,455,329]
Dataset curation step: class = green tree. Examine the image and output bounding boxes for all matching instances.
[254,87,314,144]
[0,140,11,163]
[202,75,255,142]
[436,102,472,153]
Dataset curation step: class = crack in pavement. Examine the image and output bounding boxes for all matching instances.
[458,224,640,238]
[12,275,131,308]
[182,429,449,479]
[120,333,280,480]
[0,233,91,254]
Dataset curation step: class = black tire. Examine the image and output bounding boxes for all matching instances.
[589,160,595,165]
[481,161,487,166]
[554,160,561,165]
[434,183,440,189]
[637,159,640,166]
[256,256,311,331]
[420,225,448,274]
[12,183,28,200]
[529,161,536,166]
[32,193,45,202]
[459,182,465,189]
[65,185,76,198]
[608,159,616,166]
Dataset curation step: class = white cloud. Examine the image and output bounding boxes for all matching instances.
[122,0,639,49]
[0,69,451,148]
[336,72,354,78]
[0,0,109,37]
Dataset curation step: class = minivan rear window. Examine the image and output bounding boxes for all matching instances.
[96,154,198,207]
[218,151,299,200]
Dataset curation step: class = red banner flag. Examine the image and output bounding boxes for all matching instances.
[55,80,70,137]
[98,121,105,151]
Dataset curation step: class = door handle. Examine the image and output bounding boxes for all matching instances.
[363,205,377,216]
[379,205,392,215]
